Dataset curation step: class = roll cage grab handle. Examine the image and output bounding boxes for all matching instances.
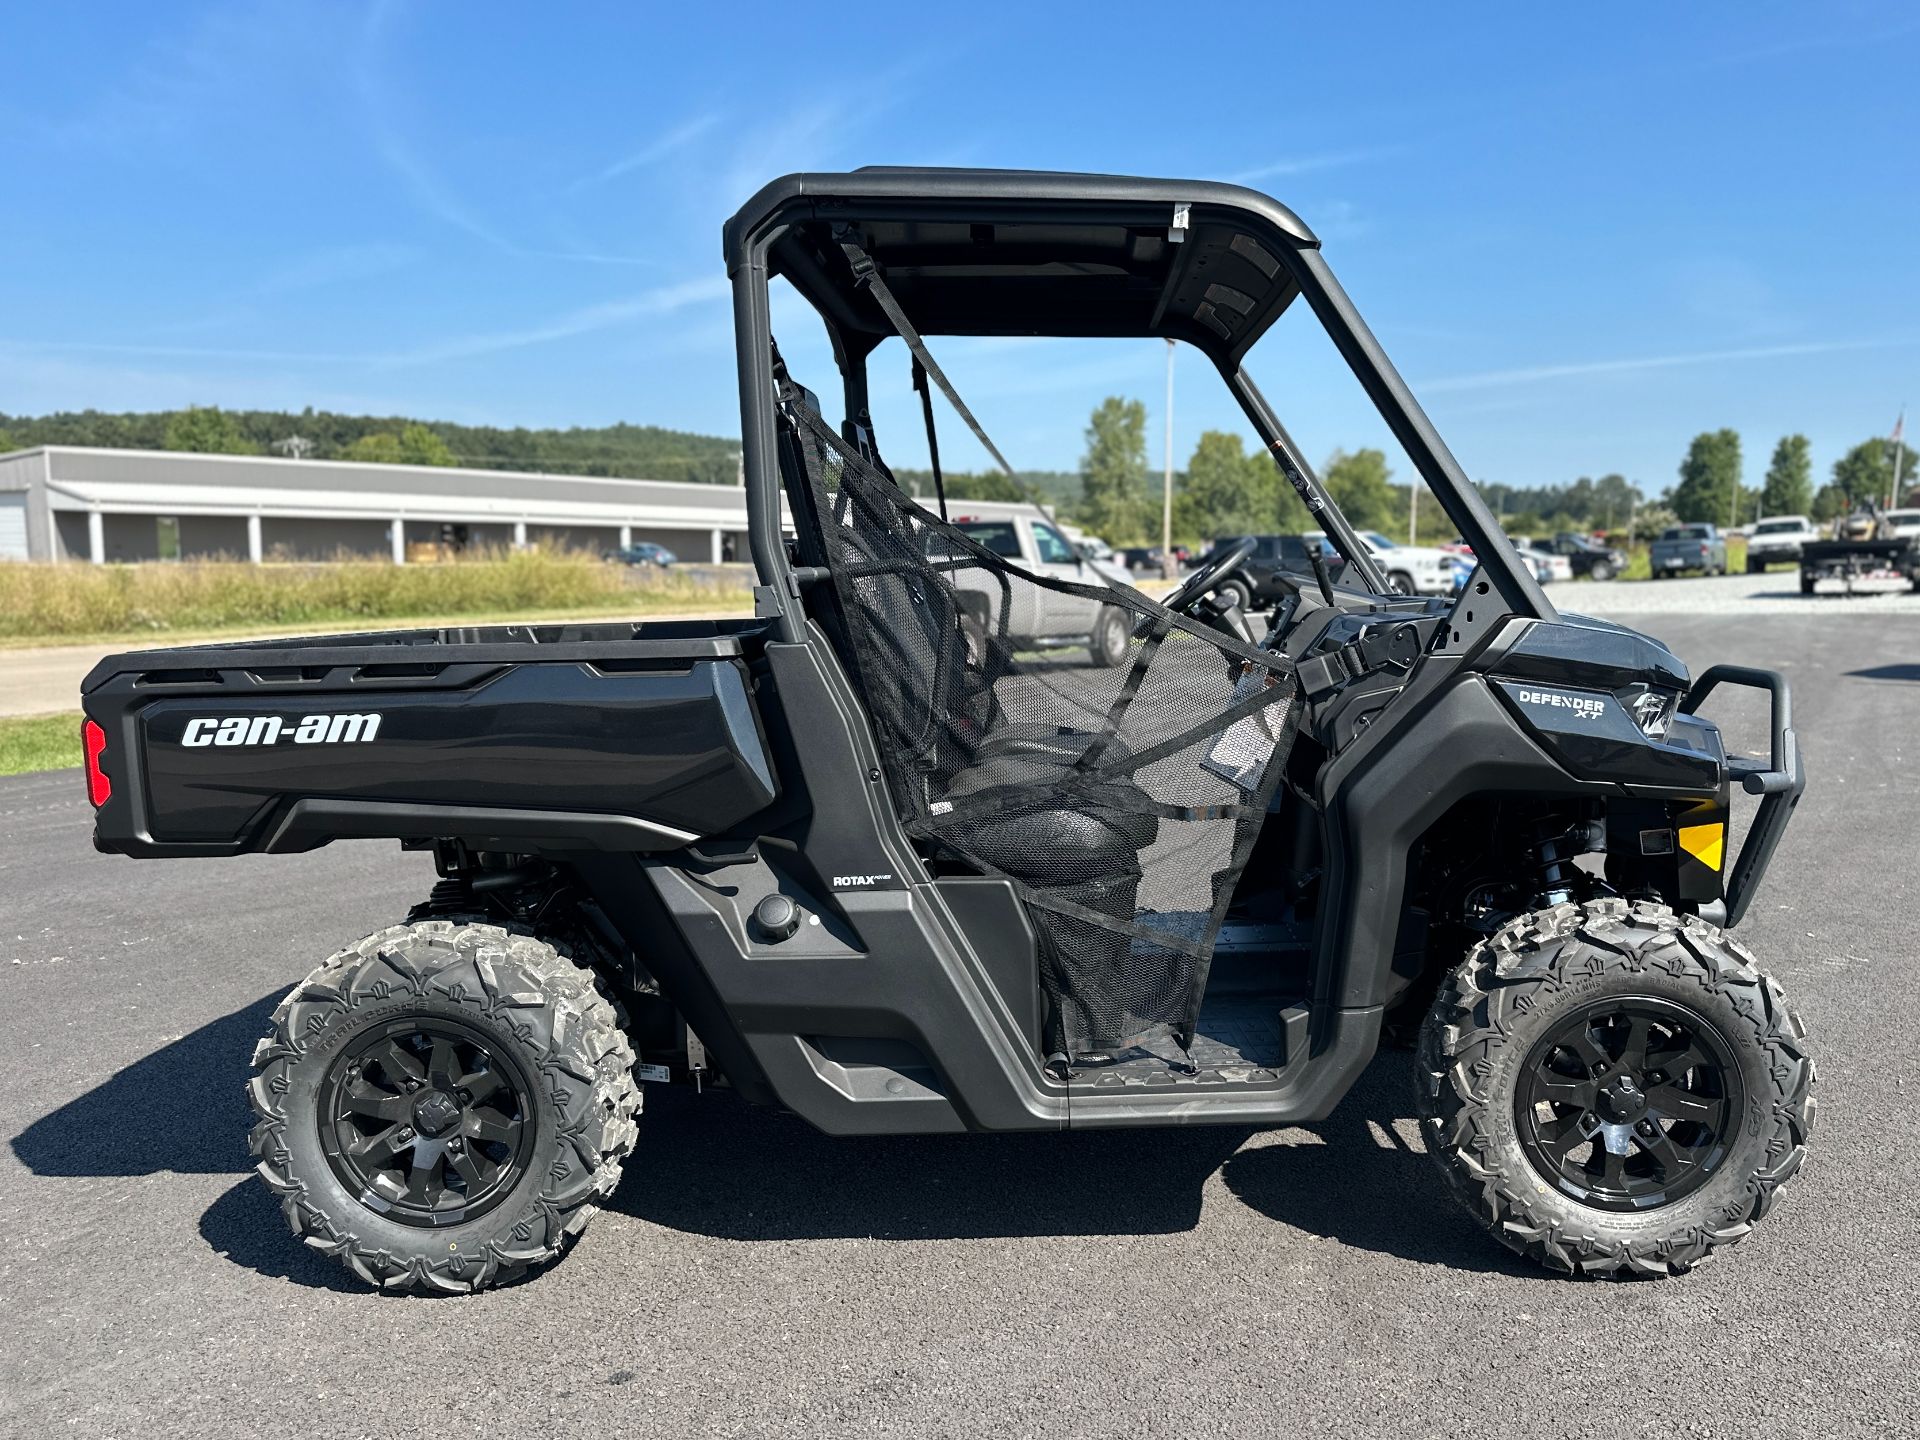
[727,184,1556,641]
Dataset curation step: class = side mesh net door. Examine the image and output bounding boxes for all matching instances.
[782,391,1301,1059]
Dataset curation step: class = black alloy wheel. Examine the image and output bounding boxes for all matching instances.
[1515,996,1742,1212]
[319,1015,538,1227]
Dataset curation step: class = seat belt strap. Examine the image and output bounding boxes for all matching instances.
[911,356,948,522]
[838,231,1018,481]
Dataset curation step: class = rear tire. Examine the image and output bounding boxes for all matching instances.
[1589,561,1614,582]
[1387,570,1416,596]
[1415,899,1813,1277]
[1087,605,1130,668]
[247,921,641,1292]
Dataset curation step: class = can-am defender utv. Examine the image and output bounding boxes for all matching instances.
[80,169,1813,1292]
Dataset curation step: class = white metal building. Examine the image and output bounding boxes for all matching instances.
[0,446,1044,564]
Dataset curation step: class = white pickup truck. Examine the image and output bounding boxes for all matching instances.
[1306,529,1462,595]
[1745,515,1816,572]
[947,514,1138,666]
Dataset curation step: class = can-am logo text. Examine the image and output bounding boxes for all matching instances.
[180,713,382,747]
[1515,689,1605,721]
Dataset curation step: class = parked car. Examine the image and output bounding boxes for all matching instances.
[1203,533,1343,610]
[1545,531,1627,581]
[946,514,1137,665]
[1744,516,1816,572]
[1514,540,1574,584]
[603,542,677,567]
[1882,508,1920,542]
[1650,523,1728,577]
[1121,545,1173,575]
[1305,529,1458,595]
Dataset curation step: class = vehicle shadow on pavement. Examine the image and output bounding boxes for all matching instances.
[1846,663,1920,682]
[9,991,279,1177]
[1220,1055,1540,1278]
[610,1087,1253,1242]
[197,1178,371,1293]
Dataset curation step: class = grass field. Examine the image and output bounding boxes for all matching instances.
[0,552,750,647]
[0,713,81,777]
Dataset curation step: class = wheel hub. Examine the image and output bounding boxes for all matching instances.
[1514,996,1742,1212]
[1595,1074,1648,1124]
[318,1016,537,1228]
[412,1089,463,1137]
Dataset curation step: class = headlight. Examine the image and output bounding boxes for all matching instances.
[1624,684,1681,741]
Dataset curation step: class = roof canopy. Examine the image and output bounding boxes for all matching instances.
[728,168,1319,365]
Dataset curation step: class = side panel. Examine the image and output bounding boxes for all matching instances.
[90,659,775,855]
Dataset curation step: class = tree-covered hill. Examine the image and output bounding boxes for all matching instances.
[0,407,746,485]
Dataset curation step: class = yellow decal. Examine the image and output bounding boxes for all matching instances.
[1678,822,1724,871]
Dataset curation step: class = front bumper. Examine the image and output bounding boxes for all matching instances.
[1679,665,1804,926]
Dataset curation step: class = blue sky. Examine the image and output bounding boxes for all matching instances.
[1,2,1915,500]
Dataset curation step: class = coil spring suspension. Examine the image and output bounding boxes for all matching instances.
[1529,815,1603,907]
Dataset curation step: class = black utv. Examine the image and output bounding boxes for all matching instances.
[79,168,1812,1292]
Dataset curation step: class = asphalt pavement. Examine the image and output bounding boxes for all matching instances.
[2,608,1917,1438]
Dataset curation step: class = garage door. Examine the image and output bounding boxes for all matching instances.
[0,493,27,560]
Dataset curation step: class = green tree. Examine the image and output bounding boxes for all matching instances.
[1811,484,1850,523]
[343,432,406,464]
[1179,431,1268,541]
[398,423,456,466]
[1831,437,1908,508]
[1671,429,1741,525]
[1759,435,1813,517]
[1321,448,1399,533]
[163,406,259,455]
[1078,397,1152,543]
[0,427,16,453]
[1591,473,1639,532]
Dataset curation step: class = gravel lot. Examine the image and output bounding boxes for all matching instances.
[2,608,1916,1438]
[1562,565,1920,618]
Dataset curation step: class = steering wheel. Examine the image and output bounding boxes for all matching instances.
[1164,536,1256,614]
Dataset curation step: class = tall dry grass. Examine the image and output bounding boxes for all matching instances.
[0,549,748,642]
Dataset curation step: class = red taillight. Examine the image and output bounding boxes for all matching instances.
[83,719,110,807]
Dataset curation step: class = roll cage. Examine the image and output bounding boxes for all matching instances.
[723,166,1556,638]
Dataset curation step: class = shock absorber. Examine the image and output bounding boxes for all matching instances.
[1529,813,1605,907]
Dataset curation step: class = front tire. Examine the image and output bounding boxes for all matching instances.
[1589,560,1614,582]
[1415,900,1813,1276]
[1215,577,1254,612]
[248,921,641,1292]
[1387,570,1416,596]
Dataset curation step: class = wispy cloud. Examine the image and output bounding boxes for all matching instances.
[378,276,733,367]
[566,113,721,193]
[1418,338,1910,394]
[1225,148,1403,185]
[0,274,733,371]
[356,0,655,265]
[252,242,421,297]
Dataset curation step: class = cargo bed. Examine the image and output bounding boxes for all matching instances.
[80,617,779,858]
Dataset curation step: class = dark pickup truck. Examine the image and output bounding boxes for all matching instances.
[1202,533,1342,611]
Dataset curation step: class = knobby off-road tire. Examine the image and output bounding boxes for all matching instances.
[1415,898,1814,1276]
[248,921,641,1293]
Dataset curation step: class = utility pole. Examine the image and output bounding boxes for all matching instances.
[1888,409,1906,510]
[1408,481,1418,545]
[1162,338,1175,579]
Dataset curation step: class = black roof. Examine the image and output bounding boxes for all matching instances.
[725,167,1321,363]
